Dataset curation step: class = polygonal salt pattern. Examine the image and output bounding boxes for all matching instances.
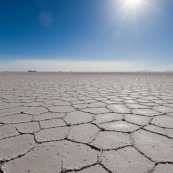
[4,141,99,173]
[1,73,173,173]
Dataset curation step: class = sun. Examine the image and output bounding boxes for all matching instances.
[127,0,143,5]
[114,0,147,15]
[125,0,145,8]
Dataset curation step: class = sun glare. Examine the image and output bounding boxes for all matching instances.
[126,0,143,6]
[125,0,145,9]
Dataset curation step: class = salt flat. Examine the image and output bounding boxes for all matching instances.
[0,72,173,173]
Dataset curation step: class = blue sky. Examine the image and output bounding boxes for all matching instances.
[0,0,173,71]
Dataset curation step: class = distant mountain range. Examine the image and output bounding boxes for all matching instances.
[137,70,152,72]
[137,70,173,72]
[165,70,173,72]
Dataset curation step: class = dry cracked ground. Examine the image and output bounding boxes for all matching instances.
[0,72,173,173]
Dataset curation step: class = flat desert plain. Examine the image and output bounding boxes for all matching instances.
[0,72,173,173]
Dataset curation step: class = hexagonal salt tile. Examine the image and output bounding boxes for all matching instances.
[91,131,131,150]
[81,108,111,114]
[26,102,45,107]
[93,113,123,124]
[126,104,150,109]
[153,106,173,114]
[151,115,173,128]
[4,141,99,173]
[132,109,160,117]
[133,130,173,162]
[102,147,154,173]
[144,125,166,136]
[165,129,173,139]
[68,123,99,143]
[125,114,151,126]
[71,165,108,173]
[35,126,69,142]
[99,121,139,132]
[64,111,93,125]
[0,114,33,124]
[23,107,48,115]
[0,107,28,117]
[40,119,66,129]
[107,104,131,114]
[152,164,173,173]
[15,122,40,133]
[33,112,65,121]
[86,102,106,108]
[0,134,36,161]
[0,125,19,140]
[48,106,75,113]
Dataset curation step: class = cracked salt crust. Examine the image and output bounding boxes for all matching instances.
[0,72,173,173]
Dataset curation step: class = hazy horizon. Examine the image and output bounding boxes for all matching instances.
[1,60,173,72]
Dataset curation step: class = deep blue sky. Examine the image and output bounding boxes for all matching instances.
[0,0,173,70]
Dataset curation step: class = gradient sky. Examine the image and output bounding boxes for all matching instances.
[0,0,173,71]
